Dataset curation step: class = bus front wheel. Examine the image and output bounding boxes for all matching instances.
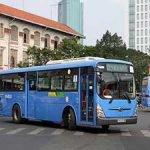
[68,108,76,130]
[12,105,23,123]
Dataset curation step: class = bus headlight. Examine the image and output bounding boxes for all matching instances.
[96,104,105,118]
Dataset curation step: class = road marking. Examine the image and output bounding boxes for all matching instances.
[97,133,108,136]
[6,128,26,135]
[0,128,5,131]
[51,129,64,135]
[28,128,45,135]
[120,129,132,136]
[141,130,150,137]
[73,131,84,136]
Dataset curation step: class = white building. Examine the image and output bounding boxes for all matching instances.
[0,3,81,70]
[129,0,150,54]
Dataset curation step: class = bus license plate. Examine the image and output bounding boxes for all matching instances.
[117,119,126,123]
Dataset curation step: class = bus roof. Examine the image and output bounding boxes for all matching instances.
[0,57,132,74]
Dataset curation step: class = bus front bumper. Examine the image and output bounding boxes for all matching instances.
[97,117,137,125]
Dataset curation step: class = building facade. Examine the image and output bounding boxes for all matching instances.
[58,0,83,36]
[129,0,150,54]
[0,4,81,70]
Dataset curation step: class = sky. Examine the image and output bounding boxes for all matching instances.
[0,0,128,46]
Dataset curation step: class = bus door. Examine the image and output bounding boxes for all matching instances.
[27,72,37,119]
[80,67,94,124]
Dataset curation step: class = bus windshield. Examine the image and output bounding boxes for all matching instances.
[97,64,136,100]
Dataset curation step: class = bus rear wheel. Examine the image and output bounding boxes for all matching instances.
[68,109,76,130]
[12,105,23,123]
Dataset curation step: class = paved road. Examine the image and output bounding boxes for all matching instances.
[0,107,150,150]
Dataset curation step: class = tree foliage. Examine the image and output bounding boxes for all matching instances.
[18,46,54,67]
[54,37,84,59]
[96,30,126,50]
[27,46,54,66]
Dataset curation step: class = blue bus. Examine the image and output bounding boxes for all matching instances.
[141,76,150,107]
[0,57,137,130]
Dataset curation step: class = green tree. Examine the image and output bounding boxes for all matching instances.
[27,46,54,66]
[54,37,84,59]
[17,61,29,68]
[18,46,54,67]
[96,30,126,50]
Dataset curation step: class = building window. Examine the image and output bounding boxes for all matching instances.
[141,29,143,35]
[10,56,15,68]
[0,23,4,38]
[145,29,148,35]
[137,14,139,20]
[141,46,143,52]
[141,5,143,11]
[11,26,18,41]
[44,34,50,48]
[23,51,29,62]
[0,50,3,66]
[34,31,40,46]
[145,46,148,52]
[145,21,148,27]
[54,36,60,49]
[10,49,17,68]
[137,30,139,36]
[141,13,143,19]
[145,13,148,19]
[141,21,143,28]
[137,6,139,12]
[145,37,148,44]
[137,38,139,44]
[145,5,148,11]
[141,38,143,44]
[137,22,139,28]
[23,28,29,44]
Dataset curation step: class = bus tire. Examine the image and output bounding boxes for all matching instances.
[68,108,76,130]
[102,125,109,132]
[12,105,23,124]
[62,111,68,129]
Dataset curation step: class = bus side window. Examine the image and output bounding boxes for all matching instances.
[28,72,37,91]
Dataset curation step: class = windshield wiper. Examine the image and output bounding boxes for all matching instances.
[122,92,131,104]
